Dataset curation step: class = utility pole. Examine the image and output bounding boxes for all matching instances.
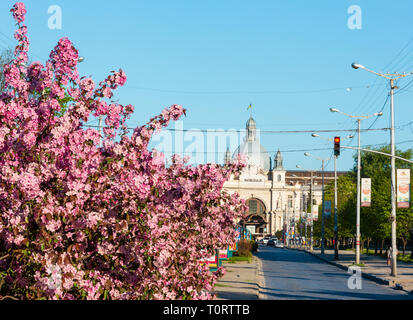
[334,154,339,260]
[304,188,308,248]
[321,159,325,254]
[310,172,314,251]
[351,63,413,276]
[356,119,361,264]
[390,78,397,276]
[330,107,382,265]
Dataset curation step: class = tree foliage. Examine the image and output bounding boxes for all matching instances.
[311,145,413,251]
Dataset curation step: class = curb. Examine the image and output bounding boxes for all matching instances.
[254,250,265,300]
[285,246,413,296]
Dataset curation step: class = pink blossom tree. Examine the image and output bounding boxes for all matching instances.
[0,3,247,300]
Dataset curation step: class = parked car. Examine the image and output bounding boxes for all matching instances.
[275,241,284,248]
[262,237,270,245]
[267,239,275,246]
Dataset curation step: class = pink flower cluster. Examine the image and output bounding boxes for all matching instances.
[0,3,247,300]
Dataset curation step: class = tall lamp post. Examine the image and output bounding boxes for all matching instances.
[311,134,353,260]
[351,63,413,276]
[296,165,319,251]
[303,153,332,254]
[330,107,383,264]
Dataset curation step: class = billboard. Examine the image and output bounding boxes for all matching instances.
[361,178,371,207]
[397,169,410,208]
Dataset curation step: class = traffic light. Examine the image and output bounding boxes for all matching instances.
[334,136,340,157]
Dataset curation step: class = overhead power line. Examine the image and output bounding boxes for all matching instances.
[82,124,390,134]
[125,84,382,95]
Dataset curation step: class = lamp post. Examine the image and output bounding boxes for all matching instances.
[311,134,353,260]
[304,153,332,254]
[330,107,382,264]
[351,63,413,276]
[296,165,319,251]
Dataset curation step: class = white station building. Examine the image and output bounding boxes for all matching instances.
[222,116,346,239]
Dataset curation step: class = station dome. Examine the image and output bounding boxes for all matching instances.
[232,116,271,172]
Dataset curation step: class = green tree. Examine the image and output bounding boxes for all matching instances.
[315,173,357,248]
[357,146,412,254]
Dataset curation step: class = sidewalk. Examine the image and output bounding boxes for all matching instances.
[213,256,259,300]
[287,246,413,294]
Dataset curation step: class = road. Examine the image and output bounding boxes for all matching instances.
[257,245,413,300]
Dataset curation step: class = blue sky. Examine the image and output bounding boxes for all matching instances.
[1,0,413,172]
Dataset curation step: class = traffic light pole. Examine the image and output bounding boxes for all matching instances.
[321,159,325,255]
[310,172,314,251]
[334,154,339,260]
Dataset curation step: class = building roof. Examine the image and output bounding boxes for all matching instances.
[232,116,271,172]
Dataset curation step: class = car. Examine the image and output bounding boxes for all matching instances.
[267,239,275,246]
[275,241,284,248]
[262,237,270,245]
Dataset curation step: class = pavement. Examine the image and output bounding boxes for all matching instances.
[286,245,413,295]
[213,256,259,300]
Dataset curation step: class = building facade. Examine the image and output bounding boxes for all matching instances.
[223,116,347,239]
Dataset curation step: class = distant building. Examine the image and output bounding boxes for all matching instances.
[223,116,348,238]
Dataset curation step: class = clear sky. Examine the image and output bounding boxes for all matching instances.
[1,0,413,172]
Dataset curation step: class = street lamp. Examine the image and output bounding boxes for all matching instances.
[304,153,332,254]
[293,169,318,251]
[311,134,353,260]
[352,63,413,277]
[330,107,382,265]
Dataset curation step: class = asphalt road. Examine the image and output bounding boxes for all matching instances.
[257,245,413,300]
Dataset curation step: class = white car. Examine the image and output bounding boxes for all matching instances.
[262,237,270,245]
[275,241,284,248]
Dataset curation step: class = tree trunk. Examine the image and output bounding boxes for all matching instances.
[374,239,378,255]
[379,239,384,255]
[366,238,371,254]
[352,237,355,250]
[402,238,406,256]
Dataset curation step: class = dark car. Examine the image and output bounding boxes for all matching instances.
[267,239,275,246]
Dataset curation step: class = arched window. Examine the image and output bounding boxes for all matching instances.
[246,198,266,215]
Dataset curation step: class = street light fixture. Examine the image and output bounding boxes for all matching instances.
[351,63,413,276]
[351,63,363,70]
[330,107,383,265]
